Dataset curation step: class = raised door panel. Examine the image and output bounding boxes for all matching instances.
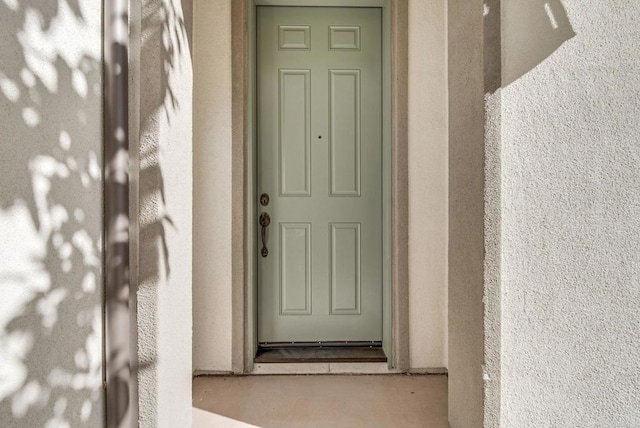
[280,223,312,315]
[279,25,311,50]
[329,25,361,50]
[330,223,361,314]
[329,70,361,196]
[279,69,311,196]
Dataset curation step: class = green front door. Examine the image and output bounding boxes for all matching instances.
[257,6,382,343]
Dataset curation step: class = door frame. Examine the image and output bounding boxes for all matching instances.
[231,0,409,373]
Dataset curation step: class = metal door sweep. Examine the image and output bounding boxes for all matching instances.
[259,341,383,349]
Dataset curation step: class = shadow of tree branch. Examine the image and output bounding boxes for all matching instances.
[0,0,186,426]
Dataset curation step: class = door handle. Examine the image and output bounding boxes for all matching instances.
[260,212,271,257]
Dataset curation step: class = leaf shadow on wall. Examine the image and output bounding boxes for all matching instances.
[484,0,576,94]
[0,1,104,426]
[0,0,188,426]
[136,0,190,302]
[135,0,189,424]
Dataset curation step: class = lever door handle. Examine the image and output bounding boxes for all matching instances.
[260,213,271,257]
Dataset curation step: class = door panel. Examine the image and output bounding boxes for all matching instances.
[280,223,312,315]
[258,6,382,342]
[279,69,311,196]
[330,222,361,315]
[330,70,361,196]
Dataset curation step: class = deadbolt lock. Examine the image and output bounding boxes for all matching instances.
[260,193,270,206]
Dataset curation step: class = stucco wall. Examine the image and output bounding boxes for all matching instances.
[192,0,234,372]
[499,0,640,425]
[193,0,449,372]
[0,1,104,426]
[407,0,448,370]
[135,0,193,426]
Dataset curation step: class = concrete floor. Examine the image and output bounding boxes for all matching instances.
[193,374,449,428]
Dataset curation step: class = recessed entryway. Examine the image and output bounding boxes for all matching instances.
[189,0,414,376]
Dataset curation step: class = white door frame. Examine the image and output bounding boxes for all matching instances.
[231,0,409,373]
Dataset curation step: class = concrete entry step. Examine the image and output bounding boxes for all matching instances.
[193,374,449,428]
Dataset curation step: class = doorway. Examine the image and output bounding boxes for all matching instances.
[256,6,384,358]
[235,0,408,373]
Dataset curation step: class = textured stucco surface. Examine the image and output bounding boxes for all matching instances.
[193,0,449,374]
[0,1,104,426]
[499,1,640,425]
[135,0,193,426]
[447,1,485,427]
[192,0,234,373]
[482,1,502,426]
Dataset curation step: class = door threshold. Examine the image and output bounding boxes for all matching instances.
[255,344,387,364]
[251,361,400,375]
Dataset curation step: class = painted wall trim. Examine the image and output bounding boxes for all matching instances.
[231,0,409,373]
[390,0,409,371]
[381,0,393,368]
[231,0,249,375]
[447,0,486,425]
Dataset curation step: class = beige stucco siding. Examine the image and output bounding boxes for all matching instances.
[135,0,194,425]
[499,1,640,425]
[192,0,234,373]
